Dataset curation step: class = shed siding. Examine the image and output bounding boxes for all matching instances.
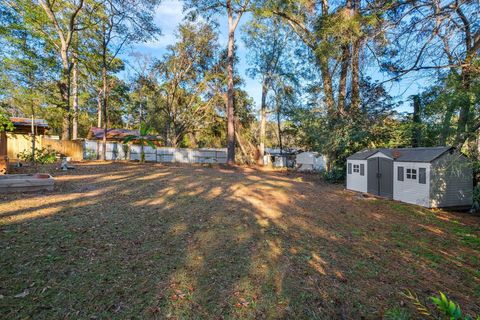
[297,152,326,171]
[346,160,367,193]
[429,153,472,208]
[393,162,430,207]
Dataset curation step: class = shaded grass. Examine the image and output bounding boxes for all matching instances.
[0,162,479,319]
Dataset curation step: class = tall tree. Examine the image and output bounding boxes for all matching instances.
[148,22,223,147]
[92,0,160,160]
[184,0,253,164]
[381,0,480,149]
[38,0,84,139]
[3,0,85,139]
[261,0,381,169]
[243,17,295,164]
[411,95,422,147]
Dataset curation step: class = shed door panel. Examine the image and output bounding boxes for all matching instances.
[367,158,379,195]
[378,158,393,198]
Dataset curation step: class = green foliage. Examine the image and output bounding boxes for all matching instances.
[17,147,56,164]
[431,292,463,320]
[124,123,156,163]
[321,167,345,183]
[471,185,480,213]
[384,307,411,320]
[83,149,98,161]
[0,112,14,132]
[403,290,479,320]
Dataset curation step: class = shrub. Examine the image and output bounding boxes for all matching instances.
[402,290,479,320]
[471,185,480,213]
[321,167,345,183]
[18,147,57,164]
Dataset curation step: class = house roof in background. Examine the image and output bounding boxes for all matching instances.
[87,127,160,141]
[347,147,454,162]
[10,117,49,128]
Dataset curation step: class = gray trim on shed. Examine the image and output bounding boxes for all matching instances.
[347,147,453,163]
[347,147,472,208]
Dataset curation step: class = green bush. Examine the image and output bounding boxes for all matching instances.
[17,147,57,164]
[471,185,480,213]
[321,167,345,183]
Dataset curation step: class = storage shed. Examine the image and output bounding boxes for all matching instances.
[296,151,326,171]
[346,147,472,208]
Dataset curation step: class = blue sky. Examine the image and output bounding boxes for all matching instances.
[123,0,425,115]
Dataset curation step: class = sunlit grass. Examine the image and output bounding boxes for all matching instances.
[0,162,478,318]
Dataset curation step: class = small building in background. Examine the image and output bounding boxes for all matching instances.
[9,117,49,135]
[87,127,159,142]
[86,127,162,161]
[346,147,472,208]
[7,117,50,161]
[264,148,300,168]
[296,151,326,171]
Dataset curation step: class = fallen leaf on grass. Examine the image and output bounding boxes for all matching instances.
[14,289,30,298]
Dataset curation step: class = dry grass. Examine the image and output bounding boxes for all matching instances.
[0,162,479,319]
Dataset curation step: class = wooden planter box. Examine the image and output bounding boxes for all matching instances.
[0,174,54,193]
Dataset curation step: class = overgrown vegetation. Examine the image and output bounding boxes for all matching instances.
[17,147,56,164]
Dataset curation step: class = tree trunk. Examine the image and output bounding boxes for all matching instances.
[258,79,268,165]
[338,45,350,114]
[455,66,472,148]
[72,57,79,140]
[31,114,35,165]
[350,0,361,110]
[318,58,335,115]
[440,103,454,145]
[101,63,108,161]
[97,89,102,128]
[60,65,71,140]
[351,39,360,110]
[276,97,282,154]
[412,95,421,147]
[226,1,236,165]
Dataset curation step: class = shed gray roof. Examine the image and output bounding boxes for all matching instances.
[347,147,454,162]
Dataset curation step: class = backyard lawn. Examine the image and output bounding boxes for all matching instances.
[0,162,479,319]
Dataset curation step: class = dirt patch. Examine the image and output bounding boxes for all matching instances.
[0,162,479,319]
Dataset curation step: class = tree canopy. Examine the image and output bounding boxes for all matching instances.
[0,0,478,167]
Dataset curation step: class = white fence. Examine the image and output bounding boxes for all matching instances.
[83,140,227,164]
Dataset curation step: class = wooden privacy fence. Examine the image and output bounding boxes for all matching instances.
[8,134,85,161]
[42,138,84,161]
[7,133,42,160]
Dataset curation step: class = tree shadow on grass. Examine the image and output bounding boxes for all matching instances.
[0,162,479,319]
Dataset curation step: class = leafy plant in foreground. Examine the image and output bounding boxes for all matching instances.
[402,290,479,320]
